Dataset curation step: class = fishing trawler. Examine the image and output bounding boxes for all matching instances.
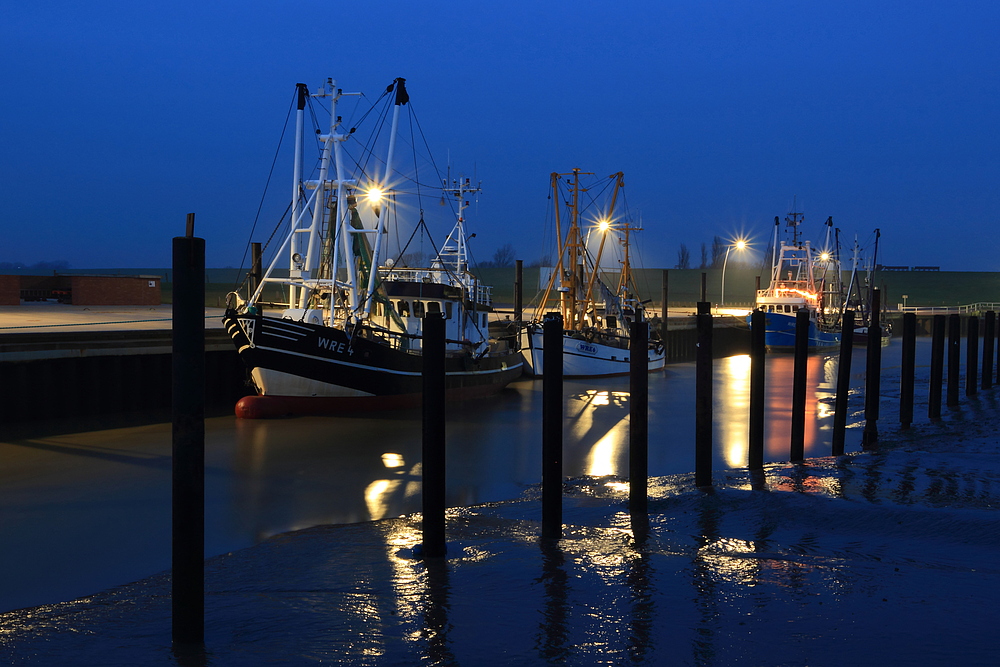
[223,78,523,417]
[519,169,665,376]
[753,207,843,351]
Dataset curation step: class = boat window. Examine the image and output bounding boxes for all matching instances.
[427,302,442,316]
[445,302,453,320]
[606,315,617,329]
[482,313,487,328]
[413,301,426,318]
[398,300,410,316]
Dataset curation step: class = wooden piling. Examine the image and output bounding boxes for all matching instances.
[982,311,995,390]
[421,313,447,558]
[172,215,205,647]
[929,314,945,419]
[629,319,648,516]
[542,313,563,539]
[660,269,668,335]
[862,287,882,449]
[966,315,979,396]
[790,309,809,461]
[695,302,713,487]
[514,259,523,323]
[832,310,855,454]
[947,314,961,407]
[900,312,916,430]
[748,309,766,469]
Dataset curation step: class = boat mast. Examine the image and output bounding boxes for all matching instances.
[288,83,308,309]
[439,176,480,275]
[363,77,408,318]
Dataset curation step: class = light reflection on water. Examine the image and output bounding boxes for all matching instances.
[232,344,887,537]
[0,339,918,613]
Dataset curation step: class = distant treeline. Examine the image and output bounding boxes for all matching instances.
[0,260,70,272]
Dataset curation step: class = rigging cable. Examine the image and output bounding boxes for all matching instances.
[232,89,296,293]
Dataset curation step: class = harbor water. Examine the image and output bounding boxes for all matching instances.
[0,340,922,614]
[3,337,1000,665]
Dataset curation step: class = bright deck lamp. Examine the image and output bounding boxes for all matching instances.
[721,239,748,307]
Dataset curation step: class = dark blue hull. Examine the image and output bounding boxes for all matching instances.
[749,311,841,351]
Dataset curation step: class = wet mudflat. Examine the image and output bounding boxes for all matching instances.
[5,339,998,664]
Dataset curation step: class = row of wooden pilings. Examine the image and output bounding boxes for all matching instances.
[170,231,993,650]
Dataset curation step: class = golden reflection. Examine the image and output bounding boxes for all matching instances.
[586,417,629,476]
[717,355,751,468]
[364,479,401,520]
[381,452,405,468]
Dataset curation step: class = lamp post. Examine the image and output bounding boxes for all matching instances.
[720,239,747,308]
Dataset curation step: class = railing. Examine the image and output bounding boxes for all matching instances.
[899,302,1000,314]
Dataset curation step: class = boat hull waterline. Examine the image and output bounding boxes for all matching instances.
[226,311,524,417]
[519,326,665,377]
[757,311,841,352]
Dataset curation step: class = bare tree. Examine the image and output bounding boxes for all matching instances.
[676,244,691,269]
[700,243,708,269]
[711,235,725,267]
[491,243,517,267]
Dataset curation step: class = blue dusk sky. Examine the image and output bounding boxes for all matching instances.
[2,1,998,271]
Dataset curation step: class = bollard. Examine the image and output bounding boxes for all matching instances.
[629,319,648,516]
[983,311,995,390]
[695,302,713,487]
[929,315,945,419]
[947,314,961,407]
[421,313,447,558]
[172,215,205,647]
[790,309,809,461]
[862,287,882,449]
[660,269,668,335]
[966,315,979,396]
[542,313,563,539]
[514,259,523,323]
[832,310,855,455]
[249,242,262,298]
[899,312,916,429]
[748,309,766,469]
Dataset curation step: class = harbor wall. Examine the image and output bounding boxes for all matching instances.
[0,330,250,436]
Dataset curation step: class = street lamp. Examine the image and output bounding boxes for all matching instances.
[721,239,747,308]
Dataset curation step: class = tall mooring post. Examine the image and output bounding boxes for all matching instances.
[629,319,649,516]
[947,314,961,407]
[929,314,946,419]
[832,310,855,454]
[967,315,979,396]
[542,313,563,539]
[695,302,713,487]
[172,213,205,647]
[748,309,766,469]
[982,311,995,390]
[790,309,810,461]
[660,269,668,335]
[862,287,882,449]
[514,259,523,323]
[421,313,447,558]
[899,312,916,430]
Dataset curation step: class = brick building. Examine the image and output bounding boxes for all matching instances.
[2,275,162,305]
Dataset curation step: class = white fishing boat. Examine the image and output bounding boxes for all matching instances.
[223,78,523,417]
[752,206,843,351]
[519,169,665,377]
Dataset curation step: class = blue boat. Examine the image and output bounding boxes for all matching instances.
[750,207,843,351]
